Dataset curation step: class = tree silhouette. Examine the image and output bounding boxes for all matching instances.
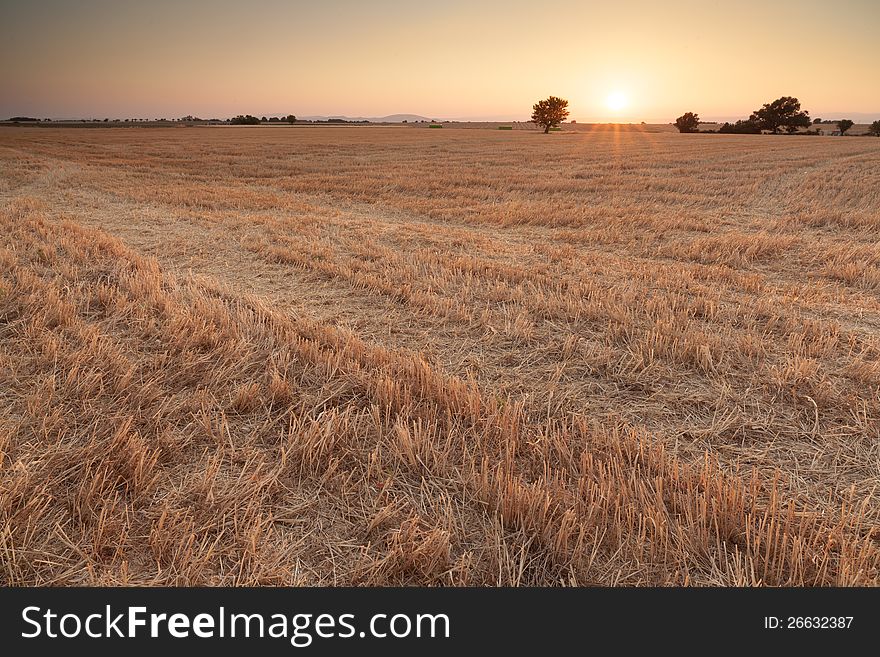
[870,120,880,137]
[674,112,700,133]
[531,96,569,133]
[750,97,811,134]
[230,114,261,125]
[285,114,296,124]
[719,119,760,134]
[836,119,854,135]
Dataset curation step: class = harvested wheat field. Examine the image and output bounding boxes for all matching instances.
[1,125,879,586]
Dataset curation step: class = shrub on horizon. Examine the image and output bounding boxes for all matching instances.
[719,119,761,134]
[674,112,700,133]
[230,114,261,125]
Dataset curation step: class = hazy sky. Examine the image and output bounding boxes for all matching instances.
[2,0,878,122]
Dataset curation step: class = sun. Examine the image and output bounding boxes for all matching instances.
[605,91,628,112]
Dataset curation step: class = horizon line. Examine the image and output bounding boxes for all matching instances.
[6,109,880,124]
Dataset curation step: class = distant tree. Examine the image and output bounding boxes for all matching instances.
[813,117,822,124]
[674,112,700,133]
[869,120,880,137]
[230,114,261,125]
[750,96,811,134]
[837,119,854,135]
[719,119,761,134]
[285,114,296,124]
[531,96,569,133]
[261,116,267,122]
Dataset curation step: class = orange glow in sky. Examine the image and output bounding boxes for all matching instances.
[1,0,878,122]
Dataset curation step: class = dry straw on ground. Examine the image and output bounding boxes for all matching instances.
[1,126,879,585]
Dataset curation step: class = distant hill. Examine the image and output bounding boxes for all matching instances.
[376,114,434,123]
[297,114,434,123]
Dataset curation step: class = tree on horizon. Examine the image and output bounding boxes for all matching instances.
[674,112,700,133]
[837,119,854,135]
[750,97,811,134]
[719,119,761,134]
[230,114,260,125]
[531,96,569,133]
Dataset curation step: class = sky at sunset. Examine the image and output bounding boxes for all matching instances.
[2,0,878,122]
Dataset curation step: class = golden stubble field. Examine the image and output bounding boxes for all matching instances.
[1,125,879,586]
